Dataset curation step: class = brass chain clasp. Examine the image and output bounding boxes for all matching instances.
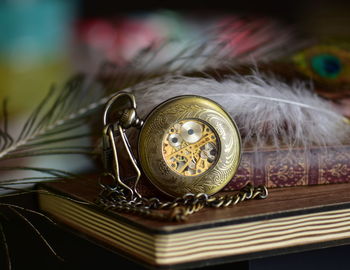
[102,92,143,200]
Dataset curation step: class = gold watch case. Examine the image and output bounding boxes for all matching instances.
[138,95,241,197]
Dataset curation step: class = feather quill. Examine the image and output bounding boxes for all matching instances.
[129,71,350,150]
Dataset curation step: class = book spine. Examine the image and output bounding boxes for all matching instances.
[223,145,350,191]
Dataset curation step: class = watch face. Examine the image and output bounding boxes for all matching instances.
[162,119,219,177]
[138,95,241,197]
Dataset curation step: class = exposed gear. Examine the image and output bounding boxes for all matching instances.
[162,120,219,176]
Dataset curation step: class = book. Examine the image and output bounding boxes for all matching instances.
[37,177,350,269]
[224,143,350,191]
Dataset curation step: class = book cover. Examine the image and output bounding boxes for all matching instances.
[37,177,350,269]
[225,143,350,191]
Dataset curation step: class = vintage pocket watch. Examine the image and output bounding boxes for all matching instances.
[100,92,267,221]
[102,92,242,198]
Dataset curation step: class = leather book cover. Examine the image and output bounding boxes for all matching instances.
[225,144,350,191]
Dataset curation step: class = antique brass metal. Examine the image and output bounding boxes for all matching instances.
[138,95,241,197]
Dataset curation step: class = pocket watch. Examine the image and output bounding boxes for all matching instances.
[102,92,241,198]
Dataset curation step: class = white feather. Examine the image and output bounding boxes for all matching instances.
[129,72,350,149]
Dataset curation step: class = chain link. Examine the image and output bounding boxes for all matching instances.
[96,177,268,222]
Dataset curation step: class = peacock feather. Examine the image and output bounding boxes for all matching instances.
[292,44,350,99]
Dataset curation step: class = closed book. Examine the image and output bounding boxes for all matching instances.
[225,143,350,191]
[37,177,350,269]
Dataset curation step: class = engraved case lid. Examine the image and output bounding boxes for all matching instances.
[138,95,241,197]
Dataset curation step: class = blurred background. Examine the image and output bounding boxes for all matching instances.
[2,0,350,114]
[0,0,349,179]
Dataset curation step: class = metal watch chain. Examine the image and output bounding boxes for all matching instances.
[97,93,268,222]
